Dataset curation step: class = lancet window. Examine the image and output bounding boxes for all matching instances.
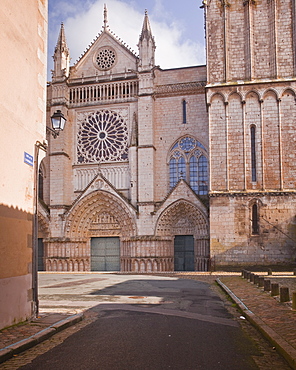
[251,203,259,235]
[251,125,257,182]
[182,99,187,124]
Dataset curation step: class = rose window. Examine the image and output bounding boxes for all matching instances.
[95,47,116,70]
[77,110,128,163]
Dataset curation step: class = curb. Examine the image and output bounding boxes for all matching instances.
[216,278,296,370]
[0,313,83,364]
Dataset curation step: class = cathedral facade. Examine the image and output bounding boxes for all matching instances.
[41,0,296,272]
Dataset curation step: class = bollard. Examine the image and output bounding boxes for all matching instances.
[250,273,255,283]
[264,279,271,291]
[280,287,290,302]
[293,269,296,276]
[247,271,251,281]
[254,275,260,285]
[267,268,272,276]
[292,292,296,310]
[271,283,279,296]
[258,277,264,288]
[243,270,248,279]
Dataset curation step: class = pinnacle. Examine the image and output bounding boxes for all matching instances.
[139,9,153,41]
[55,22,69,54]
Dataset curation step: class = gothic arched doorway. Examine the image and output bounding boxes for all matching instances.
[155,200,209,271]
[62,190,137,272]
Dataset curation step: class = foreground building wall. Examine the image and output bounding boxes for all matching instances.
[0,1,47,328]
[205,0,296,266]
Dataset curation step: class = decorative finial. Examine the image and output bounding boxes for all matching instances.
[104,4,108,29]
[145,9,148,16]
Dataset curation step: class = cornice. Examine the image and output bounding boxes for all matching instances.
[209,191,296,198]
[206,77,296,89]
[155,82,206,97]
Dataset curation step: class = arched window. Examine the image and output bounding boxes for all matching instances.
[251,203,259,235]
[38,167,44,200]
[250,126,257,182]
[182,100,187,124]
[169,136,208,195]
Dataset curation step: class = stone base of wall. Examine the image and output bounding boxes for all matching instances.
[121,236,174,272]
[42,236,211,272]
[121,257,174,272]
[210,193,296,266]
[212,262,296,272]
[45,258,90,271]
[0,274,32,330]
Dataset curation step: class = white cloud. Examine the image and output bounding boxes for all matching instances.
[48,0,205,76]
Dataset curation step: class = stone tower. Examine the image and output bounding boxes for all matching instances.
[204,0,296,267]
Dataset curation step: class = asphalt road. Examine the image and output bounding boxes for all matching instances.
[19,275,260,370]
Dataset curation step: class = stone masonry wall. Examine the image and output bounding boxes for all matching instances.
[206,0,296,83]
[206,0,296,266]
[154,66,208,201]
[208,83,296,193]
[210,194,296,266]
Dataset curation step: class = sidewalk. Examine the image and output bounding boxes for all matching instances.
[217,274,296,370]
[0,312,83,364]
[0,272,295,368]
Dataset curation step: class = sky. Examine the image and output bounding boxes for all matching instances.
[48,0,206,79]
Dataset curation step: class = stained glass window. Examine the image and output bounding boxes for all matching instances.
[198,155,208,195]
[178,157,186,180]
[169,158,177,188]
[168,136,208,195]
[189,156,198,192]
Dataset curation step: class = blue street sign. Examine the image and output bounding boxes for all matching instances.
[24,152,34,167]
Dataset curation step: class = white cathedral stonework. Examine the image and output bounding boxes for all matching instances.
[39,2,296,272]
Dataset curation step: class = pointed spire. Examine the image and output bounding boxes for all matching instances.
[53,23,70,81]
[103,4,108,30]
[138,10,156,71]
[139,9,153,42]
[55,23,69,55]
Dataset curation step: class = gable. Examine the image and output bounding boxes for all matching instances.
[155,180,208,219]
[70,31,138,79]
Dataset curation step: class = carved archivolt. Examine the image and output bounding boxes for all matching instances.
[38,211,49,238]
[155,200,209,238]
[65,190,137,238]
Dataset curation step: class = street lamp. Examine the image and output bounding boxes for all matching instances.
[32,110,67,317]
[47,110,67,138]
